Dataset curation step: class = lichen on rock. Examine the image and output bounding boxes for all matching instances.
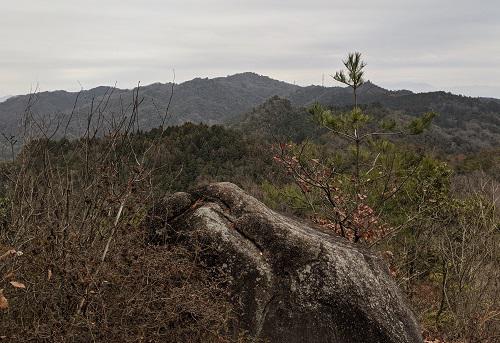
[145,182,423,343]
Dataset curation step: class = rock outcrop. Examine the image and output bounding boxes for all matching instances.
[146,182,422,343]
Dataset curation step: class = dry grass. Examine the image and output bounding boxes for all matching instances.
[0,228,235,342]
[0,90,243,342]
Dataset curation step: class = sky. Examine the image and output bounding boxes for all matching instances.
[1,0,500,98]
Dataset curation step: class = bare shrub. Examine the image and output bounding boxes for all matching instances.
[0,85,240,342]
[405,174,499,342]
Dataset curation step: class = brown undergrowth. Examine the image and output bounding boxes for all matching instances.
[0,88,243,342]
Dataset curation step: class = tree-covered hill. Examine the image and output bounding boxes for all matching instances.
[0,73,498,156]
[231,96,319,143]
[0,73,299,140]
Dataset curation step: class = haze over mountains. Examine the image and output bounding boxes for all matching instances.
[0,95,11,103]
[0,72,499,154]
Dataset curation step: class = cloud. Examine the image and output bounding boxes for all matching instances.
[1,0,499,97]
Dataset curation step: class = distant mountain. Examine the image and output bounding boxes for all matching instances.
[0,95,12,103]
[0,73,498,155]
[0,73,298,139]
[287,81,395,107]
[287,82,500,152]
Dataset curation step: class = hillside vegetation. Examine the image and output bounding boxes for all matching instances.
[1,73,499,157]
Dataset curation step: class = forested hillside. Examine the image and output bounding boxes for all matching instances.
[0,73,298,140]
[1,73,498,157]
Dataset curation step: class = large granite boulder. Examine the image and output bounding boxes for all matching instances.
[146,182,422,343]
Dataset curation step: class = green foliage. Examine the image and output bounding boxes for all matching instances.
[274,53,442,243]
[310,104,370,132]
[234,96,318,143]
[407,111,438,134]
[379,117,397,131]
[261,181,311,215]
[17,123,274,194]
[333,52,366,91]
[452,148,500,179]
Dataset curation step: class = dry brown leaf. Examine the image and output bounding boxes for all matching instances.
[9,281,26,289]
[0,289,8,310]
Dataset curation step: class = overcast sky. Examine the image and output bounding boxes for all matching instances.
[1,0,500,98]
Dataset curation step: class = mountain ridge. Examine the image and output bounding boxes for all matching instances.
[0,72,498,156]
[3,72,499,105]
